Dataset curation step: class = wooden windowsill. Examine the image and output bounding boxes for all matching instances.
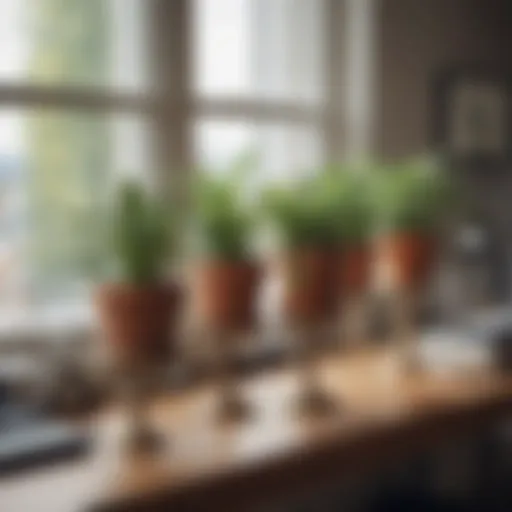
[1,347,511,512]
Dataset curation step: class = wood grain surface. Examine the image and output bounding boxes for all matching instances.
[1,347,511,512]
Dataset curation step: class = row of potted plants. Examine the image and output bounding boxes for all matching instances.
[96,158,451,365]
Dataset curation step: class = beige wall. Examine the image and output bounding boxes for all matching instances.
[376,0,512,158]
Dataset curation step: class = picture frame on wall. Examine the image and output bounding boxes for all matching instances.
[432,68,511,170]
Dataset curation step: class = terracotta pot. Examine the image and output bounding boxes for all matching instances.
[340,244,371,297]
[95,282,180,366]
[281,247,338,326]
[385,232,438,289]
[194,260,260,332]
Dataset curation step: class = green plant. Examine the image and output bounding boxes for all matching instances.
[263,175,339,249]
[326,164,375,245]
[263,166,376,249]
[111,181,173,283]
[193,155,256,261]
[374,158,451,234]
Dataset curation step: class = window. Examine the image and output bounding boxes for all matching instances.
[194,119,323,184]
[192,0,329,179]
[193,0,326,104]
[190,0,331,331]
[0,0,336,331]
[0,0,152,325]
[0,0,148,92]
[0,110,149,312]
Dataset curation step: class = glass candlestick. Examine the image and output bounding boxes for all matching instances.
[118,358,161,453]
[214,329,251,423]
[394,285,421,373]
[342,294,367,349]
[295,322,338,417]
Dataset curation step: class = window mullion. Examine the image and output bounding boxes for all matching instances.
[148,0,192,201]
[0,84,155,113]
[344,0,378,160]
[193,98,323,125]
[325,0,346,162]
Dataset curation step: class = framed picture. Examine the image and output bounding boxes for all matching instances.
[432,68,512,169]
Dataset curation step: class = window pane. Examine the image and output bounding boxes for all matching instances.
[194,118,323,184]
[194,118,323,326]
[0,0,148,92]
[192,0,326,104]
[0,109,150,317]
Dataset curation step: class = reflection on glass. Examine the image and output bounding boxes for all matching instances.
[0,110,149,314]
[192,0,326,104]
[0,0,148,91]
[194,119,323,185]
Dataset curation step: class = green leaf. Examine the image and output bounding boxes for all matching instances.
[111,181,173,283]
[193,154,256,261]
[373,157,452,233]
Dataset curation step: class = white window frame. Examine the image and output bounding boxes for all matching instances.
[0,0,376,195]
[0,0,377,348]
[187,0,348,171]
[0,0,187,346]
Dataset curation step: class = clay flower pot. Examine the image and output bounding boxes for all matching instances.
[280,247,339,416]
[194,260,260,332]
[385,232,438,290]
[193,260,260,422]
[96,282,181,367]
[281,247,338,326]
[340,244,372,297]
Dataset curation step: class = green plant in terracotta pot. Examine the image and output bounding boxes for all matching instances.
[263,174,341,415]
[375,158,451,291]
[263,175,340,327]
[328,164,376,298]
[191,156,260,420]
[374,157,452,370]
[95,181,178,449]
[323,164,376,346]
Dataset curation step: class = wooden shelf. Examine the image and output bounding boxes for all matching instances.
[1,347,511,511]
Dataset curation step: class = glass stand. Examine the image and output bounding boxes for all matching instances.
[295,323,338,417]
[215,330,251,423]
[120,360,161,453]
[394,286,422,374]
[342,294,367,349]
